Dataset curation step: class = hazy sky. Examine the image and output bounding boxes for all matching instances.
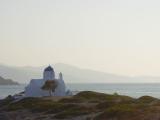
[1,0,160,76]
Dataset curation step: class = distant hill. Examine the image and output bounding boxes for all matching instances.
[0,63,160,83]
[0,76,19,85]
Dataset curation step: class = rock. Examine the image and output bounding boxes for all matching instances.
[0,113,10,120]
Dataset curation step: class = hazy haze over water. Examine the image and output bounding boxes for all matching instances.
[1,0,160,77]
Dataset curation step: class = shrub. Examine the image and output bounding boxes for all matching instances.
[54,105,91,119]
[94,104,137,120]
[137,96,158,104]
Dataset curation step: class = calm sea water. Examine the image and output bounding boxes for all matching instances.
[1,83,160,99]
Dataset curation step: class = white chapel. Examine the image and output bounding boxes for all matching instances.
[25,66,71,97]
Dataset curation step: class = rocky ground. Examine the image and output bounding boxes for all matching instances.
[1,91,160,120]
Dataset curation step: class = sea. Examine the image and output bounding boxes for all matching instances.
[1,83,160,99]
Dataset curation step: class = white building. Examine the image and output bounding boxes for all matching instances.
[25,66,71,97]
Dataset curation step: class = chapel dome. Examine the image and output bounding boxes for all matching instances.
[44,66,54,72]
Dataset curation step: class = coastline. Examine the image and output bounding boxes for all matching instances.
[2,83,160,99]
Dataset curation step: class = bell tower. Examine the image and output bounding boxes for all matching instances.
[59,72,63,80]
[43,66,55,81]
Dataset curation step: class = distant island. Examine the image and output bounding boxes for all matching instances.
[0,76,19,85]
[1,63,160,84]
[0,91,160,120]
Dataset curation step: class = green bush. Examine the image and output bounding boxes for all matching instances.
[74,91,133,103]
[54,105,91,119]
[94,104,136,120]
[137,96,158,104]
[7,97,57,111]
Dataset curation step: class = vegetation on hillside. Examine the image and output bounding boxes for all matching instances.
[1,91,160,120]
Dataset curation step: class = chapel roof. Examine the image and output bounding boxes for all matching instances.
[44,66,54,72]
